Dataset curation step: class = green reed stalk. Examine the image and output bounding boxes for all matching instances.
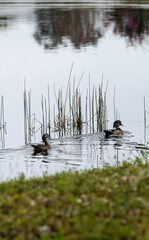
[48,85,50,137]
[2,96,5,148]
[103,80,108,129]
[32,113,35,139]
[45,98,47,134]
[72,78,75,134]
[65,62,74,107]
[99,85,103,132]
[95,88,98,132]
[103,93,107,130]
[41,94,44,134]
[92,87,94,133]
[78,94,82,134]
[85,90,88,134]
[144,96,146,143]
[53,104,55,138]
[0,98,1,147]
[100,80,103,131]
[28,90,31,143]
[61,88,65,137]
[76,88,78,119]
[98,86,101,131]
[76,71,84,90]
[113,86,116,121]
[103,98,107,130]
[89,76,91,133]
[24,82,28,144]
[69,82,71,135]
[64,62,74,131]
[58,91,60,137]
[60,89,62,136]
[72,98,74,134]
[54,82,58,107]
[0,96,5,149]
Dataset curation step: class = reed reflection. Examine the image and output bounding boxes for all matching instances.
[34,7,149,49]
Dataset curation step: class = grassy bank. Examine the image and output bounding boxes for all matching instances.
[1,161,149,240]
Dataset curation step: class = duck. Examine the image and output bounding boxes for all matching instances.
[31,133,51,155]
[104,120,123,138]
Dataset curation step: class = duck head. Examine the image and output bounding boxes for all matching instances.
[113,120,123,129]
[42,133,49,142]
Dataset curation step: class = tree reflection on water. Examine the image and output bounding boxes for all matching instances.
[33,6,149,49]
[105,8,149,46]
[34,8,103,49]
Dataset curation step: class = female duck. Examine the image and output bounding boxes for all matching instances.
[31,134,51,155]
[104,120,123,138]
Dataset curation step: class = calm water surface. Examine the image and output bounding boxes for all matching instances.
[0,0,149,181]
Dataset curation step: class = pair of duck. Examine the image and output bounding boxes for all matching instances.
[31,120,123,154]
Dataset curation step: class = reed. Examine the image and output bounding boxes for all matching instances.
[85,90,88,134]
[28,89,31,143]
[48,84,51,138]
[113,86,116,121]
[77,93,82,134]
[69,81,71,135]
[103,80,108,129]
[23,81,44,144]
[53,104,55,138]
[89,76,91,133]
[72,78,75,135]
[24,81,27,144]
[144,96,147,143]
[57,90,60,137]
[24,81,34,143]
[113,86,120,121]
[0,96,6,149]
[99,84,103,131]
[23,70,108,143]
[92,87,95,133]
[41,94,45,134]
[45,99,47,134]
[95,88,98,132]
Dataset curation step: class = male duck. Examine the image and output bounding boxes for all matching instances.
[104,120,123,138]
[31,133,51,155]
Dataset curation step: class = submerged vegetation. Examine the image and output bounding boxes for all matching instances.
[24,65,108,144]
[1,160,149,239]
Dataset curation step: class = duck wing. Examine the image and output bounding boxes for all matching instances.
[31,144,44,151]
[31,144,51,151]
[104,129,115,138]
[104,128,123,138]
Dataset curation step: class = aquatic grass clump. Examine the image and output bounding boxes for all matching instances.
[50,74,107,139]
[23,67,108,144]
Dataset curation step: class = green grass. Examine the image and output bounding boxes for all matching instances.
[1,161,149,239]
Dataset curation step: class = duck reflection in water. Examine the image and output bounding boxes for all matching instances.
[104,120,124,138]
[31,134,51,156]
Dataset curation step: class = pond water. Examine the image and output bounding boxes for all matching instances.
[0,0,149,181]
